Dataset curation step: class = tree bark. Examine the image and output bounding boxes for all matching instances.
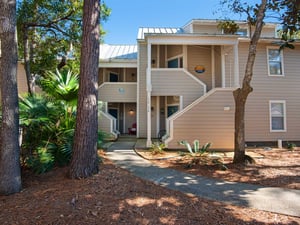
[69,0,100,178]
[0,0,22,194]
[233,0,267,163]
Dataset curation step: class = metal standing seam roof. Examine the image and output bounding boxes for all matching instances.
[100,44,137,61]
[137,27,183,40]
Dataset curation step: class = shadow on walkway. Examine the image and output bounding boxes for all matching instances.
[106,138,300,217]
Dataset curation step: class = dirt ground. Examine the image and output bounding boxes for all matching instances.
[0,148,299,225]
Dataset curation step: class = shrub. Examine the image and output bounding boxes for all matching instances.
[19,69,79,173]
[287,142,296,151]
[150,142,166,155]
[178,140,211,156]
[26,146,55,174]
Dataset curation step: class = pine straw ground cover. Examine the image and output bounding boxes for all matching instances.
[0,149,299,225]
[137,148,300,190]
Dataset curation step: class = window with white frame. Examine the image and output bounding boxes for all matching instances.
[267,47,284,76]
[269,101,286,132]
[167,56,183,68]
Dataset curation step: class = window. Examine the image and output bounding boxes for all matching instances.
[236,28,247,36]
[270,101,286,132]
[267,47,284,76]
[109,72,119,82]
[167,105,179,117]
[167,57,183,68]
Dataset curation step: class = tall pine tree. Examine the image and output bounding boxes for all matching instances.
[0,0,22,195]
[69,0,100,178]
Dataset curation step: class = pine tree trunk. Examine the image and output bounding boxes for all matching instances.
[0,0,22,195]
[69,0,100,178]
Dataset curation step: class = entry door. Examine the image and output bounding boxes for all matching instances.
[109,108,118,130]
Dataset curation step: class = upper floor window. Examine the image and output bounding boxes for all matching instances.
[236,28,247,36]
[267,47,284,76]
[167,56,183,68]
[269,100,286,132]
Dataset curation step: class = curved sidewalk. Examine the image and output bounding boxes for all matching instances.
[106,139,300,217]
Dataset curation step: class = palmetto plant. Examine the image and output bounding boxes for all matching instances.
[20,69,79,173]
[38,69,79,105]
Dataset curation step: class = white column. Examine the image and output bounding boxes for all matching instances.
[146,42,152,147]
[221,46,226,88]
[183,45,188,69]
[211,46,215,89]
[233,43,240,87]
[157,45,160,68]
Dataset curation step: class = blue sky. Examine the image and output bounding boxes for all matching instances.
[102,0,260,44]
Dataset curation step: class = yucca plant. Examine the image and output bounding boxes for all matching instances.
[179,140,211,156]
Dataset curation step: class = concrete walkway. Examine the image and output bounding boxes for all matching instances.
[106,138,300,217]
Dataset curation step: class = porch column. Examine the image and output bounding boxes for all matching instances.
[183,45,188,69]
[233,43,240,87]
[146,42,152,147]
[156,96,160,136]
[211,46,215,89]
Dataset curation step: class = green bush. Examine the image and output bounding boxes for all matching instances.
[150,142,166,155]
[19,94,75,171]
[26,146,55,174]
[19,69,79,173]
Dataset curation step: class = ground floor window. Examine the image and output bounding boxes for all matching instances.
[269,100,286,132]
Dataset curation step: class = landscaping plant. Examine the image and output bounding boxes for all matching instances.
[179,140,227,170]
[150,142,166,155]
[19,70,79,173]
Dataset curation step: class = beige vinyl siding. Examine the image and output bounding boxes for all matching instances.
[98,83,137,102]
[224,46,235,88]
[167,45,182,58]
[193,24,221,34]
[238,42,300,142]
[137,43,148,137]
[187,46,212,90]
[151,69,205,107]
[167,89,235,150]
[260,27,276,38]
[124,68,137,82]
